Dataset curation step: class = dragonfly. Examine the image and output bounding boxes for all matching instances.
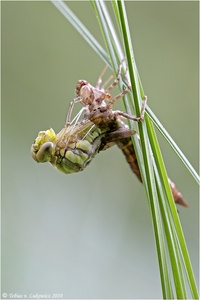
[31,62,188,207]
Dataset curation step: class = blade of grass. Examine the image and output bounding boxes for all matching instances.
[115,1,199,296]
[147,117,199,298]
[115,1,188,297]
[116,2,199,297]
[147,108,200,185]
[51,0,108,64]
[91,1,119,73]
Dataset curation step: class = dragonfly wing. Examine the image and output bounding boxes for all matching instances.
[99,128,135,151]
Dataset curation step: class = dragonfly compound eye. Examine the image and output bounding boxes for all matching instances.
[31,128,57,163]
[31,142,55,163]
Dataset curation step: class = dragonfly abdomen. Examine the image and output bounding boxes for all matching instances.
[53,125,104,175]
[116,137,142,182]
[116,137,188,207]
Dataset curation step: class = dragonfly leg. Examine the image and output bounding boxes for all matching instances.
[96,59,125,91]
[65,100,75,124]
[80,123,96,141]
[101,74,114,90]
[65,97,85,125]
[95,66,117,91]
[107,84,131,109]
[114,96,147,122]
[114,110,142,122]
[106,59,124,92]
[140,95,147,120]
[104,60,132,109]
[95,65,108,89]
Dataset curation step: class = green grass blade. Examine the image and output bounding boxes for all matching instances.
[147,95,198,299]
[51,0,108,64]
[113,1,198,298]
[146,118,199,298]
[147,108,200,185]
[115,1,185,297]
[91,1,119,71]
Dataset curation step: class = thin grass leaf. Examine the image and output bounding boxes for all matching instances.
[146,78,199,300]
[92,1,124,65]
[91,1,119,72]
[115,2,198,297]
[51,0,108,65]
[114,1,182,297]
[147,109,200,185]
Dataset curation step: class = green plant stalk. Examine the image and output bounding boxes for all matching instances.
[117,2,199,297]
[91,1,119,73]
[114,1,198,298]
[51,0,108,64]
[147,108,200,185]
[147,118,199,298]
[115,1,187,297]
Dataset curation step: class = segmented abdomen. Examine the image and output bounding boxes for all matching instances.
[53,124,104,174]
[116,137,142,182]
[116,137,188,207]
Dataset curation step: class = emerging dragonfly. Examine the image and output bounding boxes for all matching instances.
[31,62,187,207]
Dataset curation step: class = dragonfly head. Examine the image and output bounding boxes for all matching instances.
[76,80,95,106]
[31,128,56,163]
[76,80,109,110]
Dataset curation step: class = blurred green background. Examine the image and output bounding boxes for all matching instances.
[2,1,198,298]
